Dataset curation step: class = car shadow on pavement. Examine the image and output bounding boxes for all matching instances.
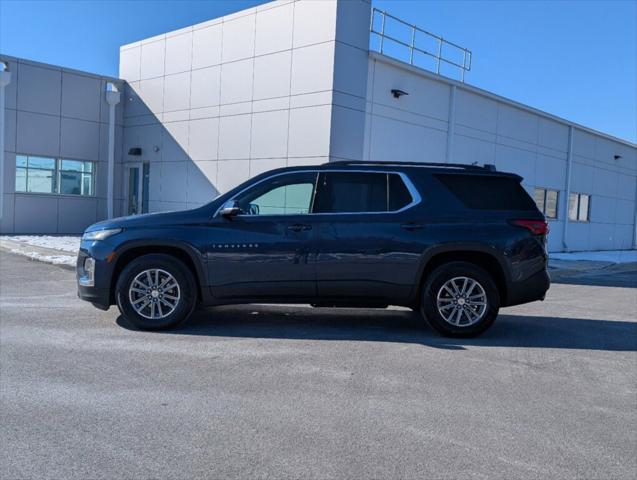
[549,263,637,289]
[116,304,637,352]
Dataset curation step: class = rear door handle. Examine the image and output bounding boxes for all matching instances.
[287,224,312,232]
[401,222,424,231]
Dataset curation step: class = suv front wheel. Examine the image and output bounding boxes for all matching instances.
[421,261,500,337]
[116,254,197,330]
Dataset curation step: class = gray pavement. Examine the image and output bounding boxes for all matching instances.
[1,250,636,479]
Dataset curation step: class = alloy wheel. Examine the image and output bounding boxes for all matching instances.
[128,268,181,320]
[436,276,487,327]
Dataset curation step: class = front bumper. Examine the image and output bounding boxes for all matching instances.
[76,245,116,310]
[77,285,111,310]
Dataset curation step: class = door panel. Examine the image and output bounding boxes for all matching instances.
[312,171,425,301]
[206,171,319,300]
[315,215,422,300]
[207,215,316,299]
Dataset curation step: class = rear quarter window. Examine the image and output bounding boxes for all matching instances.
[436,174,537,211]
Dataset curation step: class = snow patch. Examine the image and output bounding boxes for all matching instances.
[5,235,81,253]
[8,248,76,267]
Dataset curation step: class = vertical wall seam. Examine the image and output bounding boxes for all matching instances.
[12,62,19,232]
[215,19,225,184]
[366,58,376,161]
[57,68,63,233]
[562,125,574,251]
[632,173,637,248]
[97,81,103,220]
[248,11,257,176]
[186,27,195,205]
[445,84,456,164]
[284,1,296,167]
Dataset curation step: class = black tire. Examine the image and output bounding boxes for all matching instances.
[420,261,500,338]
[116,254,197,330]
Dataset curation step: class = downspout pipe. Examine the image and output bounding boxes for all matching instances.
[561,125,574,251]
[105,85,121,219]
[0,65,12,223]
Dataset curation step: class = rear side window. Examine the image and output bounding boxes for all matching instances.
[312,172,414,214]
[313,172,386,213]
[389,174,412,211]
[436,174,537,211]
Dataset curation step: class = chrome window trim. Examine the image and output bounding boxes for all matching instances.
[213,169,422,218]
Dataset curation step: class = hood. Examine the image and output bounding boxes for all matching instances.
[84,206,212,233]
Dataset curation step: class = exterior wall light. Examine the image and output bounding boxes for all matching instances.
[614,155,622,160]
[128,147,142,156]
[391,89,409,99]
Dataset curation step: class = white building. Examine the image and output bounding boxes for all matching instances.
[1,0,636,252]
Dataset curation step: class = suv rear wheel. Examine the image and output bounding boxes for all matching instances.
[421,261,500,337]
[116,254,197,330]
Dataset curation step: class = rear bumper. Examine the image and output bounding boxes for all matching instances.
[504,268,550,307]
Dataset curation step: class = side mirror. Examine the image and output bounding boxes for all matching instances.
[220,200,242,218]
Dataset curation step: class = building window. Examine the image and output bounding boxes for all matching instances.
[534,187,559,219]
[59,160,94,196]
[568,192,590,222]
[16,155,57,194]
[15,155,95,196]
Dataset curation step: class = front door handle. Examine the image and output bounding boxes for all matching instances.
[401,222,424,231]
[287,224,312,232]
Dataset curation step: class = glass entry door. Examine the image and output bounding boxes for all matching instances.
[126,163,149,215]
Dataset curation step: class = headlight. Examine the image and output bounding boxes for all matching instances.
[82,228,122,241]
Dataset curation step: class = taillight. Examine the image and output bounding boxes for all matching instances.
[509,219,549,236]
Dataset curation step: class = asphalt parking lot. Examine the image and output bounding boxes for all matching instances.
[1,250,636,479]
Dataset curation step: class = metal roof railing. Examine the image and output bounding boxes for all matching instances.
[370,8,472,82]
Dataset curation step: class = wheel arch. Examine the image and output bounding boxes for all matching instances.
[109,241,206,305]
[416,246,509,306]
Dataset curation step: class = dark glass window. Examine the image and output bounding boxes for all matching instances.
[389,174,412,211]
[436,174,537,211]
[313,172,387,213]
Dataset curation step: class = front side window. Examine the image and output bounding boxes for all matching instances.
[568,192,590,222]
[313,172,414,214]
[15,155,95,196]
[234,172,317,216]
[534,187,559,219]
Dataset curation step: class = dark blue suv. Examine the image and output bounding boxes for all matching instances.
[77,161,550,337]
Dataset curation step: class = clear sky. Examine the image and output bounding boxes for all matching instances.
[1,0,635,143]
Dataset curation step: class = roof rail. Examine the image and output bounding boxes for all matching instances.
[324,160,496,172]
